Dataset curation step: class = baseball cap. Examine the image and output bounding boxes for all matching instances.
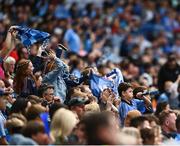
[68,97,90,107]
[38,83,54,97]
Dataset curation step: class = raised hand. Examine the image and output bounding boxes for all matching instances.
[48,50,56,60]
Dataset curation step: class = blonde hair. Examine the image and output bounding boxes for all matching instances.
[122,127,142,145]
[50,108,78,141]
[85,102,100,113]
[4,56,16,70]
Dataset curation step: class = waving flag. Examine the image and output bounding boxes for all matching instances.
[89,68,124,99]
[16,26,50,47]
[106,68,124,98]
[89,73,114,99]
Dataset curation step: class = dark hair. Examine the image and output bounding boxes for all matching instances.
[155,101,169,117]
[10,98,29,116]
[133,86,146,97]
[23,121,45,138]
[81,112,111,145]
[27,95,43,104]
[16,43,26,58]
[129,116,148,128]
[118,82,132,97]
[140,128,155,145]
[14,59,36,94]
[176,115,180,131]
[145,114,159,125]
[25,104,45,121]
[49,103,67,120]
[38,83,54,98]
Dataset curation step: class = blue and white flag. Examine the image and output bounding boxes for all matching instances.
[16,26,50,47]
[89,68,124,99]
[89,73,114,99]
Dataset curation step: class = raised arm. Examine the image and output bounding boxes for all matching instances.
[0,26,19,60]
[43,50,69,82]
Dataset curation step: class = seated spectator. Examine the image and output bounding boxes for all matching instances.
[154,125,163,145]
[124,110,141,127]
[23,121,49,145]
[130,116,150,130]
[68,97,90,119]
[140,128,156,145]
[50,108,78,144]
[27,95,43,105]
[0,95,8,144]
[175,115,180,141]
[49,103,67,120]
[38,83,55,106]
[155,101,170,117]
[118,82,151,125]
[159,110,177,140]
[122,127,142,145]
[10,98,30,116]
[81,112,120,145]
[6,113,37,145]
[3,57,16,86]
[145,114,159,127]
[85,102,100,113]
[25,104,46,121]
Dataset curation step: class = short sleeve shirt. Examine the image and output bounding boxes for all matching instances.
[118,98,145,125]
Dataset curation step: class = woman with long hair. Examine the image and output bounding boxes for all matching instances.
[13,59,37,97]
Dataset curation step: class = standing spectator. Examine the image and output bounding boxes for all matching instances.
[13,59,37,97]
[64,22,81,54]
[158,53,180,92]
[158,76,180,109]
[16,46,29,62]
[155,101,170,117]
[42,50,69,102]
[118,82,151,125]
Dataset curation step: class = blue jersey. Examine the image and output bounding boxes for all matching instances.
[118,98,146,125]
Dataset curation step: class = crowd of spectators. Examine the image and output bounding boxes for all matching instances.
[0,0,179,145]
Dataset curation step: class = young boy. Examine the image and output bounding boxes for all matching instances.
[118,82,151,126]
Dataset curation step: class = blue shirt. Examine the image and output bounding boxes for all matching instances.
[118,98,146,125]
[0,111,6,138]
[43,57,68,101]
[0,111,9,141]
[175,134,180,141]
[64,29,81,54]
[71,69,81,78]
